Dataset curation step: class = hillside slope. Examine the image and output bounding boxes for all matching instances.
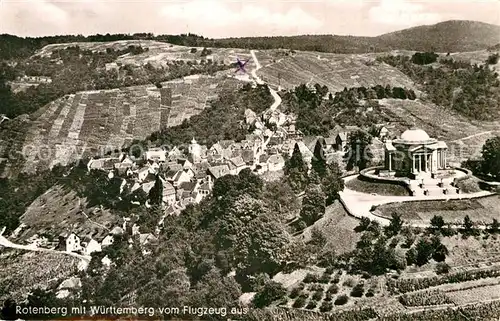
[210,20,500,53]
[377,20,500,52]
[1,73,240,176]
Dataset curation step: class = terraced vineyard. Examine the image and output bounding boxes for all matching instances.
[15,75,240,174]
[256,51,417,92]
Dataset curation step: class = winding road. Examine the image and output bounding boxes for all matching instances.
[250,50,281,112]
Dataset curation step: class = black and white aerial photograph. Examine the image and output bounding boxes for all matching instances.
[1,0,500,320]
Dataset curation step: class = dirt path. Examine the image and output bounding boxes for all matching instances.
[250,49,283,151]
[451,130,496,143]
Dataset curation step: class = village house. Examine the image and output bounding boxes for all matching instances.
[82,237,102,256]
[145,147,167,163]
[267,154,285,171]
[160,179,176,205]
[168,146,182,159]
[171,169,192,187]
[335,132,349,152]
[228,156,247,175]
[87,157,120,171]
[208,164,231,180]
[101,235,114,247]
[245,108,257,125]
[59,233,82,253]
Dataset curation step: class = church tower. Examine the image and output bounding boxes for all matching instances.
[189,137,201,163]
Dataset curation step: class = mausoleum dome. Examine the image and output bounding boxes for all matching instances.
[400,128,431,142]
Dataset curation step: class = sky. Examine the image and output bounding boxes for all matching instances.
[0,0,499,38]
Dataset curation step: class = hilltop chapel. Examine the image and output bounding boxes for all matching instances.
[383,128,448,178]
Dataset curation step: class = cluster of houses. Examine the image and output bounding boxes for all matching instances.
[56,219,158,257]
[55,103,397,256]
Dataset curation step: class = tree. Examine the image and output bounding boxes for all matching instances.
[311,139,327,177]
[430,215,445,232]
[252,281,286,308]
[415,238,434,266]
[489,219,500,234]
[462,215,476,236]
[385,213,403,237]
[285,143,309,193]
[345,130,373,170]
[324,162,344,205]
[356,217,371,232]
[1,299,17,320]
[481,136,500,180]
[148,175,163,205]
[486,53,499,65]
[300,184,325,226]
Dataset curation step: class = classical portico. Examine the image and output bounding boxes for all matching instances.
[384,128,448,178]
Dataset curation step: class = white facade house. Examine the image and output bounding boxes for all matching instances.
[145,148,167,163]
[101,235,114,248]
[64,234,82,253]
[84,239,102,255]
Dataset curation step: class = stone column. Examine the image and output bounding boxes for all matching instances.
[412,155,415,174]
[389,153,392,171]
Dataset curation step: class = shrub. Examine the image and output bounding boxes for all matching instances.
[308,284,323,292]
[325,267,335,275]
[350,283,365,297]
[343,277,355,287]
[486,53,499,65]
[303,273,319,283]
[306,300,318,309]
[334,294,349,305]
[292,296,307,308]
[312,291,323,301]
[319,273,331,283]
[252,281,287,308]
[332,276,340,284]
[327,284,339,294]
[324,292,333,301]
[365,289,375,297]
[289,287,301,299]
[319,301,333,312]
[435,262,450,275]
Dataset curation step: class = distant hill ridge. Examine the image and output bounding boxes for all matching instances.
[1,20,499,60]
[212,20,500,53]
[377,20,500,52]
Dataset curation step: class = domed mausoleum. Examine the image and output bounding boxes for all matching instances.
[384,128,448,178]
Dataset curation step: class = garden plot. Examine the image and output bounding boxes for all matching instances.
[446,284,500,305]
[375,195,500,224]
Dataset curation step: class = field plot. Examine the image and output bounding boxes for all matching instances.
[446,284,500,305]
[256,51,416,93]
[376,195,500,224]
[0,251,78,301]
[444,234,500,266]
[345,176,410,196]
[17,185,119,243]
[301,201,360,255]
[18,75,238,173]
